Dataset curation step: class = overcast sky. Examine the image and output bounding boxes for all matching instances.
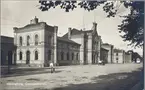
[1,0,143,55]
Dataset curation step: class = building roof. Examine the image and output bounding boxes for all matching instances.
[0,35,14,44]
[101,47,109,52]
[114,49,124,53]
[13,22,54,32]
[57,37,81,45]
[62,28,93,38]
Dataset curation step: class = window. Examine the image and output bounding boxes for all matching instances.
[116,53,118,56]
[72,53,74,60]
[19,51,22,60]
[76,53,79,60]
[48,50,51,60]
[19,36,23,46]
[35,34,38,45]
[61,51,64,60]
[67,52,69,60]
[116,58,118,60]
[35,51,38,60]
[27,36,30,46]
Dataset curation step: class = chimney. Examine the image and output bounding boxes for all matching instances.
[68,27,71,39]
[92,22,97,31]
[30,16,39,24]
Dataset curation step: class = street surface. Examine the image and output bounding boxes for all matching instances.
[0,63,143,90]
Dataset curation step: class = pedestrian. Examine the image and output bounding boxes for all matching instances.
[49,61,55,73]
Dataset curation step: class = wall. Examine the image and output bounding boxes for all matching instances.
[1,36,15,65]
[70,34,84,64]
[57,41,80,66]
[15,29,45,67]
[125,53,132,63]
[102,45,113,63]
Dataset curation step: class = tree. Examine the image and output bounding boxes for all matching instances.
[38,0,144,47]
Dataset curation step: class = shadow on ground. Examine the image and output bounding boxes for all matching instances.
[34,68,143,90]
[1,68,63,78]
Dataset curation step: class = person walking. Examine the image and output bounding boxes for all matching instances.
[49,61,55,73]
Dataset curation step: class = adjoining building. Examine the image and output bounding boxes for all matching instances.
[113,49,125,63]
[57,37,81,66]
[113,48,132,64]
[100,47,109,64]
[124,52,132,63]
[101,43,114,63]
[1,36,16,65]
[62,22,102,65]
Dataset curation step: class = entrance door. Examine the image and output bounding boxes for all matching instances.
[26,51,30,64]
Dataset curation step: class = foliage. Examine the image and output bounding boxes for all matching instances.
[38,0,144,47]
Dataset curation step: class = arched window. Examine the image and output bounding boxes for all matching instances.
[19,36,23,46]
[35,51,38,60]
[19,51,22,60]
[72,53,74,60]
[35,34,38,45]
[61,51,64,60]
[27,36,30,46]
[67,52,69,60]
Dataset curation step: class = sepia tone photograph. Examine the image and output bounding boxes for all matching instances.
[0,0,144,90]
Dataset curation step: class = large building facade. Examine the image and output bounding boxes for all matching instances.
[14,17,101,67]
[13,17,133,67]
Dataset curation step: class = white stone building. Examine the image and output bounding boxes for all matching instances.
[14,17,101,67]
[14,17,58,67]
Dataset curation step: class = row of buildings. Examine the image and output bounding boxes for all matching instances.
[1,17,133,67]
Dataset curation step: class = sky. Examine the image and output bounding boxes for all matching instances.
[1,0,143,56]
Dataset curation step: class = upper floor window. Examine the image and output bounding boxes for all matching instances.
[19,51,23,60]
[35,51,38,60]
[35,34,39,45]
[19,36,23,46]
[27,36,30,46]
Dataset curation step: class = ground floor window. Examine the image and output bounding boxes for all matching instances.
[35,51,38,60]
[19,51,23,60]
